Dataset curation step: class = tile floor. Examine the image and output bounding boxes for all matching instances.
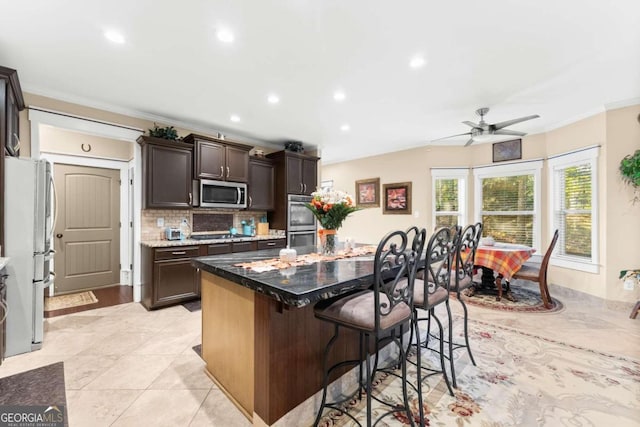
[0,283,638,426]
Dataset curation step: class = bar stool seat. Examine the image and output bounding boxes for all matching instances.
[315,291,411,332]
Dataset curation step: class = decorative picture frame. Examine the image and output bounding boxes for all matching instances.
[492,139,522,163]
[355,178,380,208]
[383,182,412,215]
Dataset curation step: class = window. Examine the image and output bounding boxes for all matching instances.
[432,169,467,230]
[548,146,599,273]
[474,161,542,251]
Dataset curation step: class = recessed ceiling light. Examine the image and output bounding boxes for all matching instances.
[267,94,280,104]
[104,30,125,44]
[340,124,350,132]
[216,28,235,43]
[333,91,346,102]
[409,55,426,68]
[230,114,241,123]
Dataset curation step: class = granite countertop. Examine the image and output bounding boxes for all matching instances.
[192,246,376,308]
[141,234,286,248]
[0,257,9,270]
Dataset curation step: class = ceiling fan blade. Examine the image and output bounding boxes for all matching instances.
[462,121,480,128]
[464,138,475,147]
[494,129,526,136]
[430,132,472,142]
[493,114,540,130]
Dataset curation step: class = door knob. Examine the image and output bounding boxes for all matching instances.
[56,233,63,238]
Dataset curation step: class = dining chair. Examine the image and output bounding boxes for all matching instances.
[312,229,422,427]
[410,226,457,423]
[511,229,559,309]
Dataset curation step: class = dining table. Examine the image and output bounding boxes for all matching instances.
[471,242,536,302]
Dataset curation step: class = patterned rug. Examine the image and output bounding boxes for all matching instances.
[44,291,98,311]
[319,318,640,426]
[461,283,564,313]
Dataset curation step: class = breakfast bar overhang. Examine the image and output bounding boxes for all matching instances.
[192,247,377,425]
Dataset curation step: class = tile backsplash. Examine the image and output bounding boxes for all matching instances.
[141,209,268,241]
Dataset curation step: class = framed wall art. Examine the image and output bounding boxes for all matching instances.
[383,181,412,215]
[492,139,522,163]
[355,177,380,208]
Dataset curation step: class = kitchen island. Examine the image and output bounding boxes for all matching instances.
[192,246,378,426]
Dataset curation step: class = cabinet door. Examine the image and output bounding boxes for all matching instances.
[147,144,193,208]
[286,156,303,194]
[225,146,249,182]
[302,158,317,195]
[248,159,274,210]
[5,87,19,157]
[208,243,232,255]
[195,140,225,180]
[153,259,199,307]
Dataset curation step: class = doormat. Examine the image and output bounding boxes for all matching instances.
[460,285,563,313]
[182,299,201,312]
[44,291,98,311]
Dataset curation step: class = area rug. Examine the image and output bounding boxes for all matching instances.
[44,291,98,311]
[319,318,640,426]
[461,283,564,313]
[0,362,69,426]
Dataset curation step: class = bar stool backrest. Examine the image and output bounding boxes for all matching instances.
[419,227,455,309]
[373,229,425,331]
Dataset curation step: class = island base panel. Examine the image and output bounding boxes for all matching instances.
[254,293,366,425]
[201,272,255,418]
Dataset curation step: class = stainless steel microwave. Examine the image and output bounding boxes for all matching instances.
[197,179,247,209]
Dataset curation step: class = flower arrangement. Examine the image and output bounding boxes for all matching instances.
[306,188,360,255]
[306,188,360,230]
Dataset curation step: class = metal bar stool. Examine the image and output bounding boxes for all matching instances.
[313,229,423,426]
[410,226,458,424]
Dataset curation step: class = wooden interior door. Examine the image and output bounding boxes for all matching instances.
[54,164,120,294]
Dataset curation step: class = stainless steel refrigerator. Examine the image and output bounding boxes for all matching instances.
[4,157,54,356]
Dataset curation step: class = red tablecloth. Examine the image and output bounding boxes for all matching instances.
[475,243,536,280]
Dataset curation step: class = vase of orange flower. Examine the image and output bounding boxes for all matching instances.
[306,189,360,255]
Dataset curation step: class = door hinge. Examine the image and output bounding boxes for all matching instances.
[130,179,133,185]
[119,179,122,185]
[119,263,121,269]
[119,222,121,228]
[130,264,133,270]
[129,221,133,228]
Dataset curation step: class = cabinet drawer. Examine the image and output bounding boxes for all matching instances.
[154,246,200,261]
[232,241,257,253]
[208,243,232,255]
[257,240,286,250]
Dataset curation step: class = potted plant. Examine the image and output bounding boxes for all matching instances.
[148,123,179,141]
[619,149,640,203]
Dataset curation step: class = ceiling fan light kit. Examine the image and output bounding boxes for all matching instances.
[433,107,540,146]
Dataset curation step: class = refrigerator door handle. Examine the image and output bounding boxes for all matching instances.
[50,172,59,243]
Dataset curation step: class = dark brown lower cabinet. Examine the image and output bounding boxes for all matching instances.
[142,246,200,310]
[142,239,287,310]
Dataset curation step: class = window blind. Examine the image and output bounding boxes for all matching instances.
[555,164,592,258]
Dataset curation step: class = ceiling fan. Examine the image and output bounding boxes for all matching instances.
[433,107,540,147]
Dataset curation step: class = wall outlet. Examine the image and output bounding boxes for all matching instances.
[623,278,635,291]
[413,210,419,218]
[157,217,164,227]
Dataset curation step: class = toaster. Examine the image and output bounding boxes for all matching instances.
[165,228,182,241]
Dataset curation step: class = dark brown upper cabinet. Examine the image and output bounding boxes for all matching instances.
[267,151,319,196]
[248,157,274,210]
[138,136,194,209]
[0,66,25,253]
[185,134,251,183]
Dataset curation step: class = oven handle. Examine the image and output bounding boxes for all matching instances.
[237,187,241,204]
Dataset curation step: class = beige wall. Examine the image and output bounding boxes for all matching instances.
[322,105,640,303]
[40,126,134,160]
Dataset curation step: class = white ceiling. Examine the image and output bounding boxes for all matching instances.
[1,1,639,164]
